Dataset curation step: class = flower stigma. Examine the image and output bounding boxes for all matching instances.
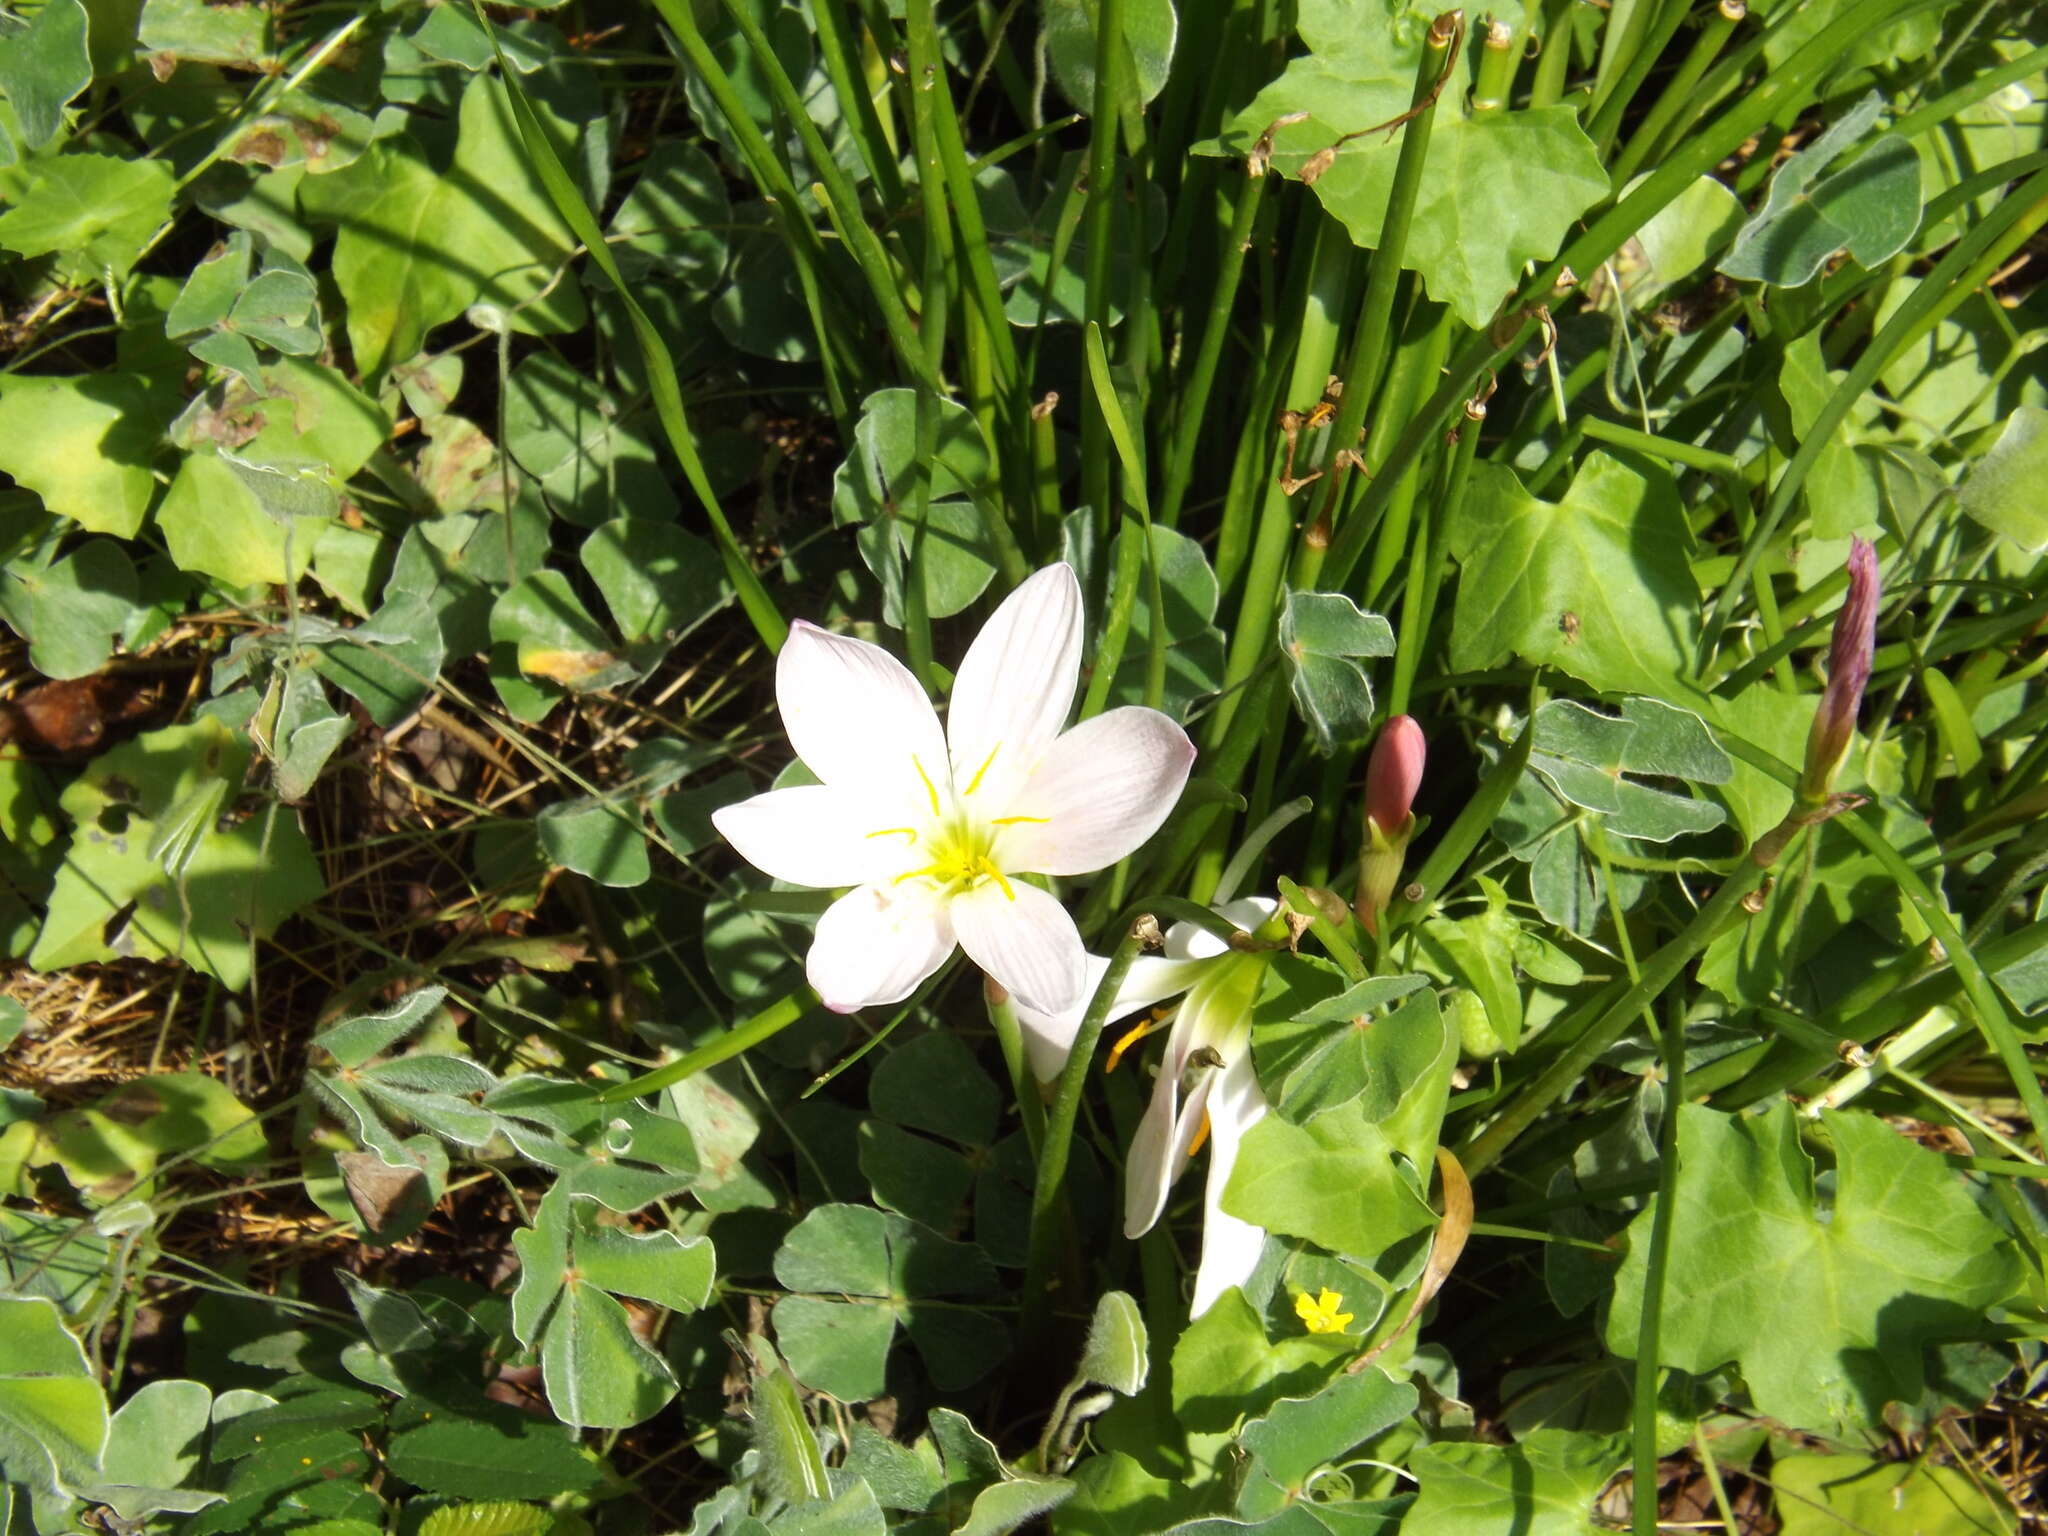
[864,748,1053,902]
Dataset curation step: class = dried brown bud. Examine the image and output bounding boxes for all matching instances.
[1300,147,1338,184]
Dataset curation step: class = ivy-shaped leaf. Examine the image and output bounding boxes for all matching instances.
[1606,1105,2028,1432]
[1448,455,1701,704]
[1212,2,1606,327]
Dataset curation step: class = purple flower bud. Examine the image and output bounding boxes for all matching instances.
[1365,715,1426,837]
[1800,537,1880,802]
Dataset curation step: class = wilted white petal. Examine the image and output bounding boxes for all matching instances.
[951,879,1087,1016]
[712,786,918,890]
[1166,896,1279,962]
[946,564,1083,798]
[1190,1053,1271,1318]
[1123,1060,1184,1239]
[807,883,954,1013]
[1000,707,1196,876]
[1013,953,1211,1083]
[778,621,949,800]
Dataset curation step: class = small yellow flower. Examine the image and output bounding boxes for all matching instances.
[1295,1288,1352,1334]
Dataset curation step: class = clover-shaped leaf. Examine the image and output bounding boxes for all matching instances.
[1720,94,1922,287]
[1496,697,1733,934]
[510,1183,714,1429]
[771,1203,1002,1400]
[1279,591,1395,753]
[485,1076,697,1212]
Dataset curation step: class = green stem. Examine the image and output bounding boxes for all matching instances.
[1613,0,1745,185]
[1631,991,1685,1536]
[1298,12,1456,588]
[903,18,954,686]
[1470,16,1519,114]
[987,980,1047,1160]
[1389,398,1481,717]
[1326,0,1962,599]
[1699,167,2048,666]
[1360,305,1455,607]
[475,3,788,651]
[1589,0,1692,158]
[1209,218,1354,751]
[811,0,905,208]
[1589,0,1664,128]
[1460,850,1777,1177]
[705,0,942,393]
[907,0,1029,497]
[1161,169,1267,529]
[1528,0,1578,109]
[1081,514,1146,721]
[1720,744,2048,1156]
[599,989,819,1101]
[1081,0,1127,532]
[1023,921,1149,1343]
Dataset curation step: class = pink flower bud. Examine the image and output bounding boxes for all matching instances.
[1365,715,1426,836]
[1357,716,1425,936]
[1800,537,1880,802]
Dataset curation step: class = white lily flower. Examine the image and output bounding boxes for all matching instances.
[1012,897,1278,1316]
[711,564,1196,1017]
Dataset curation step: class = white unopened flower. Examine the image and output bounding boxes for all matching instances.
[712,564,1196,1017]
[1013,898,1278,1317]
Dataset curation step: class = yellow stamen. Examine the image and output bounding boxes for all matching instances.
[894,863,943,885]
[1294,1289,1353,1334]
[989,814,1051,826]
[911,754,943,817]
[983,862,1016,900]
[1186,1106,1212,1158]
[866,827,919,841]
[964,743,1002,796]
[1105,1018,1158,1073]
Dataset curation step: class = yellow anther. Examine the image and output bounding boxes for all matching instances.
[1105,1017,1159,1073]
[894,863,943,885]
[911,754,943,817]
[1186,1106,1212,1158]
[990,814,1051,827]
[964,743,1002,796]
[983,862,1016,900]
[1295,1288,1353,1334]
[866,826,919,841]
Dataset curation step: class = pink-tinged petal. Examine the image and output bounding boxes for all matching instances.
[1191,1054,1271,1318]
[946,564,1082,798]
[950,878,1087,1016]
[1013,953,1211,1082]
[999,707,1196,876]
[807,883,955,1012]
[778,621,948,800]
[712,786,919,890]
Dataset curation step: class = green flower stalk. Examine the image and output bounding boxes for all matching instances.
[1355,715,1426,935]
